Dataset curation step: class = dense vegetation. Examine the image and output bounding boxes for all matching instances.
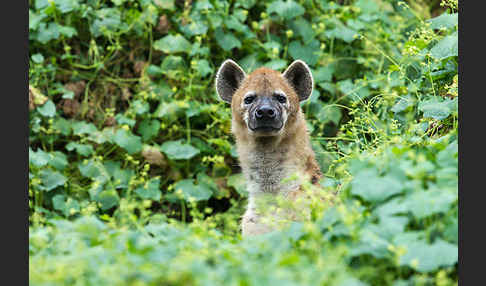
[29,0,458,285]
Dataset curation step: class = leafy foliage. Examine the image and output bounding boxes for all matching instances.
[29,0,458,285]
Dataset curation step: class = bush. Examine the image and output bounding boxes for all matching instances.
[29,0,458,285]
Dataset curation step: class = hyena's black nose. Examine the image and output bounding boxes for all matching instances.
[255,106,276,119]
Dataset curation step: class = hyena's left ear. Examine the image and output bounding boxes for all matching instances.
[215,59,246,103]
[283,60,314,102]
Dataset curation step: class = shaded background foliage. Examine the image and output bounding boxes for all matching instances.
[29,0,458,285]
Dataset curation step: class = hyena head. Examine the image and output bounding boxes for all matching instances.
[215,59,313,138]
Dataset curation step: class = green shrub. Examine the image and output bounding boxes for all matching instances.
[29,0,458,285]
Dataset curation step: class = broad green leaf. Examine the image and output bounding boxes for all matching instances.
[214,28,241,51]
[113,129,143,154]
[318,105,342,125]
[399,239,458,272]
[227,173,248,196]
[391,95,414,113]
[326,25,358,43]
[95,189,120,210]
[66,142,94,156]
[53,117,72,136]
[31,53,44,64]
[404,188,457,219]
[267,0,305,20]
[53,0,79,13]
[288,39,320,66]
[36,23,61,44]
[58,25,77,38]
[427,13,458,30]
[38,169,67,191]
[173,179,212,201]
[160,140,200,160]
[37,100,56,117]
[135,177,162,201]
[429,32,458,60]
[155,0,175,10]
[72,121,98,136]
[181,19,208,37]
[90,8,122,37]
[154,34,192,54]
[350,228,390,258]
[52,194,80,217]
[264,59,288,71]
[313,66,334,83]
[195,59,212,77]
[418,97,457,120]
[290,18,314,40]
[30,148,49,167]
[351,169,404,203]
[48,151,69,170]
[138,119,160,141]
[78,159,110,183]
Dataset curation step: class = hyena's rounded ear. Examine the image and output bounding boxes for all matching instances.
[283,60,314,102]
[215,59,246,103]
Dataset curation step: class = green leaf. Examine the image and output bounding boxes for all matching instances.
[404,188,457,219]
[227,173,248,197]
[264,59,288,71]
[195,59,212,77]
[155,0,175,10]
[58,25,77,38]
[399,239,458,272]
[37,100,56,117]
[72,121,98,136]
[214,28,241,51]
[53,117,72,136]
[30,148,49,167]
[160,140,200,160]
[391,95,414,113]
[78,159,110,183]
[113,129,143,154]
[351,169,404,203]
[288,39,320,66]
[31,53,44,64]
[313,66,334,83]
[326,24,358,43]
[418,97,457,120]
[36,22,61,44]
[52,194,80,217]
[138,119,160,141]
[427,13,458,30]
[90,8,122,37]
[48,151,69,170]
[154,34,192,54]
[38,170,67,191]
[53,0,79,13]
[318,105,342,125]
[267,0,305,20]
[181,19,209,37]
[66,142,94,156]
[429,32,458,60]
[95,189,120,210]
[135,177,162,201]
[290,18,314,40]
[173,179,212,201]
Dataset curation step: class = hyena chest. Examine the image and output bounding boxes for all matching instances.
[245,150,299,194]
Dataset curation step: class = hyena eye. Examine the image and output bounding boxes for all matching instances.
[244,96,255,104]
[275,94,287,103]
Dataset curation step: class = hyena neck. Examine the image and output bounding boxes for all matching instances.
[237,121,315,197]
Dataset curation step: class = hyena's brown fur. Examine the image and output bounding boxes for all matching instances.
[216,59,323,236]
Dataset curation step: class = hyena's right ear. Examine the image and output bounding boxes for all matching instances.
[215,59,246,103]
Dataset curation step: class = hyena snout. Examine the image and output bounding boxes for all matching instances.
[255,105,276,119]
[249,97,283,133]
